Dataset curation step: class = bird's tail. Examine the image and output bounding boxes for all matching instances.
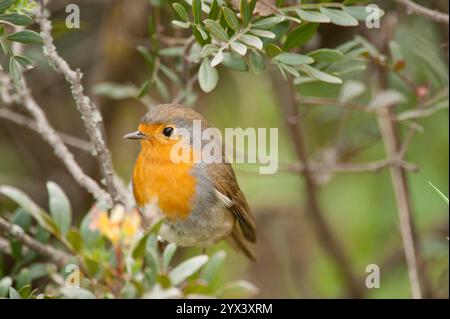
[228,226,257,261]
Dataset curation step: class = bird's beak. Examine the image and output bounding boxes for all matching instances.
[123,131,145,140]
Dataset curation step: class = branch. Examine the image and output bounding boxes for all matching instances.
[283,157,419,174]
[300,96,423,132]
[35,8,127,206]
[0,68,112,206]
[372,17,431,297]
[0,216,70,266]
[270,69,364,298]
[0,108,93,152]
[395,0,449,24]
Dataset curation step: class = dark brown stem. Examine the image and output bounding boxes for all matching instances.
[270,70,364,298]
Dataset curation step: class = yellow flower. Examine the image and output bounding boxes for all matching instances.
[91,205,141,245]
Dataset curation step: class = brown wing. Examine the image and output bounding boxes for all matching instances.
[206,162,256,243]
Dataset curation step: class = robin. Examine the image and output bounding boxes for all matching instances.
[124,104,256,260]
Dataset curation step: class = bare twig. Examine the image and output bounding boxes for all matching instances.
[270,70,364,298]
[300,96,423,132]
[373,16,431,297]
[0,69,112,205]
[36,9,126,206]
[0,216,70,266]
[283,157,419,174]
[395,0,449,24]
[0,108,93,152]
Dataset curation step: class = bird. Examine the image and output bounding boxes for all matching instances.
[124,104,257,260]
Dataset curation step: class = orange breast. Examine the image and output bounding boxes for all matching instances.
[132,143,197,220]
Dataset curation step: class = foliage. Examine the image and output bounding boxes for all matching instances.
[94,0,384,105]
[0,0,40,87]
[0,183,257,298]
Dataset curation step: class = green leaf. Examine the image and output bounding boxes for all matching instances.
[248,50,265,75]
[319,7,358,26]
[230,41,247,56]
[172,3,189,22]
[240,34,263,49]
[204,19,229,42]
[222,7,240,32]
[222,53,248,71]
[169,255,209,285]
[201,43,218,57]
[0,186,47,229]
[264,43,282,58]
[196,25,208,40]
[7,30,43,44]
[137,80,151,98]
[61,288,95,299]
[46,181,72,236]
[338,80,366,102]
[0,13,33,26]
[93,82,137,100]
[9,57,21,87]
[252,16,284,29]
[240,0,250,25]
[209,0,220,19]
[67,229,82,252]
[429,182,449,205]
[192,0,201,24]
[0,277,12,298]
[274,52,314,65]
[295,9,330,23]
[162,243,177,272]
[307,48,343,62]
[131,218,164,259]
[80,211,101,246]
[216,280,258,298]
[9,287,21,299]
[210,50,224,67]
[0,0,14,14]
[16,268,31,289]
[300,64,342,83]
[198,58,219,93]
[343,6,385,21]
[200,250,226,284]
[279,63,300,77]
[249,29,275,39]
[13,55,33,69]
[172,20,190,29]
[368,90,405,108]
[283,23,318,50]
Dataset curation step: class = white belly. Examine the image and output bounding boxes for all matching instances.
[159,204,234,247]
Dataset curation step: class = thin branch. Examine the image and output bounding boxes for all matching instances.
[0,216,70,266]
[282,157,419,174]
[0,68,112,206]
[395,0,449,24]
[270,69,364,298]
[36,8,126,206]
[300,96,423,132]
[0,108,93,152]
[373,19,431,297]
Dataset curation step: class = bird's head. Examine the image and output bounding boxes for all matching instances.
[123,104,208,156]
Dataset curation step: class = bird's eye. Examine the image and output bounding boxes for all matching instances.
[162,127,174,137]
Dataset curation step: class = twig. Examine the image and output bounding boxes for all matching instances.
[395,0,449,24]
[373,18,431,297]
[36,8,126,206]
[270,69,364,298]
[0,108,93,152]
[300,96,423,132]
[282,157,419,174]
[0,216,70,266]
[0,69,112,206]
